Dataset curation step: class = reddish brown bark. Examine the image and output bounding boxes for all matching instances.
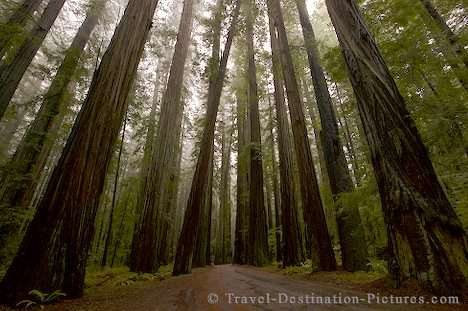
[0,0,159,303]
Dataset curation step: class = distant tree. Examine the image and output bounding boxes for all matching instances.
[0,0,68,120]
[173,0,240,275]
[268,0,336,270]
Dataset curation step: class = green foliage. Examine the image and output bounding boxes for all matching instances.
[16,290,66,309]
[337,179,387,257]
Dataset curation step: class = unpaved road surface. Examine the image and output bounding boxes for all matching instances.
[17,265,468,310]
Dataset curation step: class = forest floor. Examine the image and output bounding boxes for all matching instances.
[1,265,466,310]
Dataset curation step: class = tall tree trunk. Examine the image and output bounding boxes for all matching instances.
[129,69,161,269]
[192,0,222,268]
[0,0,68,120]
[110,188,131,267]
[267,15,304,267]
[233,95,248,265]
[110,190,130,268]
[0,2,105,253]
[302,79,327,184]
[0,0,159,303]
[266,97,283,263]
[192,142,214,267]
[101,113,127,267]
[219,117,232,263]
[268,0,336,271]
[295,0,368,271]
[245,0,269,267]
[155,99,185,268]
[0,0,44,60]
[326,0,468,294]
[334,83,361,186]
[130,0,195,273]
[173,0,240,275]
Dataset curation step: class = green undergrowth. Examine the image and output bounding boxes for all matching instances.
[85,264,173,290]
[264,259,387,285]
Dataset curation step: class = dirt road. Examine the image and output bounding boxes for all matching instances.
[36,265,466,310]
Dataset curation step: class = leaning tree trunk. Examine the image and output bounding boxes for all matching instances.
[101,113,127,267]
[0,0,159,304]
[154,99,185,268]
[326,0,468,295]
[129,64,162,269]
[0,0,44,60]
[267,14,304,267]
[245,0,269,267]
[173,0,240,275]
[268,0,336,271]
[294,0,368,272]
[192,142,214,267]
[130,0,194,273]
[0,1,105,256]
[0,0,68,120]
[192,0,222,268]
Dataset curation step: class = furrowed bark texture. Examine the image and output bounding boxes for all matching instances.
[0,2,104,262]
[245,0,269,267]
[233,95,249,265]
[173,0,240,275]
[192,143,214,267]
[295,0,368,271]
[269,0,336,270]
[0,0,159,303]
[326,0,468,294]
[267,13,304,266]
[131,0,194,273]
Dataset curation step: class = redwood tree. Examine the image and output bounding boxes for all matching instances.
[245,0,269,267]
[0,0,159,303]
[130,0,195,273]
[294,0,368,271]
[0,1,106,260]
[326,0,468,294]
[0,0,68,120]
[268,0,336,270]
[267,13,304,267]
[173,0,240,275]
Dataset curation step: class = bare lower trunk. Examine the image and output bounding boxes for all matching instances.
[0,0,159,303]
[101,113,127,267]
[130,0,194,273]
[233,95,249,265]
[295,0,368,271]
[173,1,240,275]
[267,14,304,266]
[0,3,104,257]
[192,143,214,267]
[326,0,467,294]
[269,0,336,271]
[245,0,269,267]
